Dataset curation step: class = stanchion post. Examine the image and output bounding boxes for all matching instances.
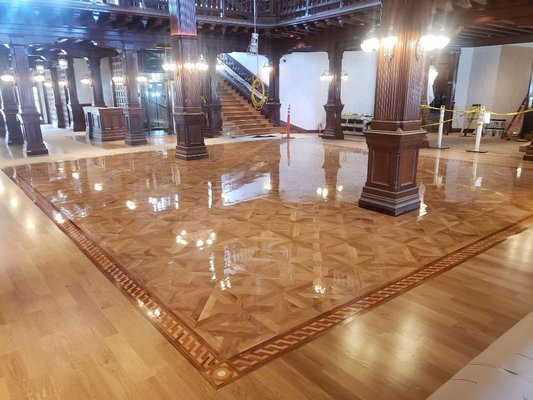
[437,105,445,148]
[474,105,484,152]
[287,104,291,139]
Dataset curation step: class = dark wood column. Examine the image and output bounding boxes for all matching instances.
[322,43,344,140]
[170,0,208,160]
[0,82,24,145]
[11,42,48,156]
[265,51,282,126]
[202,49,222,137]
[358,0,431,216]
[0,108,5,137]
[88,52,106,107]
[50,65,66,129]
[66,58,85,132]
[123,46,147,145]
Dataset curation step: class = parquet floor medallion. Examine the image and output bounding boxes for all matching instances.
[4,138,533,387]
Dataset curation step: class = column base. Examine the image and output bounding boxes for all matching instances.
[265,101,281,126]
[2,111,24,144]
[69,104,86,132]
[174,111,209,160]
[322,103,344,140]
[359,129,425,217]
[18,111,48,156]
[359,187,421,216]
[124,108,148,146]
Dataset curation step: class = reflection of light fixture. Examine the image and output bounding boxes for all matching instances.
[80,75,91,85]
[162,59,176,72]
[136,76,147,83]
[33,74,45,83]
[320,70,333,81]
[341,70,349,81]
[112,76,125,84]
[216,59,224,71]
[361,27,380,53]
[58,57,68,70]
[44,81,53,88]
[94,183,103,191]
[419,30,450,52]
[58,80,68,87]
[0,73,14,82]
[125,200,136,210]
[35,59,45,73]
[263,61,273,73]
[196,55,208,71]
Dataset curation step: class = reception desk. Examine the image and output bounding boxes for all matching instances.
[83,106,127,142]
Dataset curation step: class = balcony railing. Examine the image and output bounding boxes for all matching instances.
[20,0,375,23]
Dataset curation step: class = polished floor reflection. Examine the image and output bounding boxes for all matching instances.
[5,138,533,374]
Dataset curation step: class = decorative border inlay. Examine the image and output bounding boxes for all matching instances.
[4,166,531,388]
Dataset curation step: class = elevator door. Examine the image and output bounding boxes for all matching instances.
[143,81,170,132]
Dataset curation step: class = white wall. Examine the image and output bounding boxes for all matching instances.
[341,51,377,116]
[453,44,533,128]
[229,52,270,84]
[74,58,93,104]
[280,52,329,131]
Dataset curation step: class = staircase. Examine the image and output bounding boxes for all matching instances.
[218,79,283,136]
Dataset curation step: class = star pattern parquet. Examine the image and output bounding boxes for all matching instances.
[4,138,533,387]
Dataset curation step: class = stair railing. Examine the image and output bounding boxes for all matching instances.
[218,53,269,93]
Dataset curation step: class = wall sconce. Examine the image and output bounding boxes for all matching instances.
[263,61,273,73]
[111,76,125,84]
[320,70,333,81]
[58,56,68,70]
[33,74,45,83]
[44,81,53,88]
[419,30,450,52]
[0,73,15,82]
[382,28,398,62]
[215,59,224,71]
[162,59,177,72]
[196,55,209,71]
[136,76,148,83]
[361,27,380,53]
[341,70,349,81]
[58,79,68,87]
[80,75,92,85]
[35,59,45,73]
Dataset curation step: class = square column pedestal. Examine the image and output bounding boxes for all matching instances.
[358,129,426,216]
[174,112,209,160]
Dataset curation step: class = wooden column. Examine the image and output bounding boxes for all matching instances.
[11,42,48,156]
[123,46,147,145]
[322,43,344,140]
[170,0,208,160]
[358,0,430,216]
[265,51,282,126]
[0,67,24,144]
[66,58,85,132]
[50,65,66,129]
[88,52,106,107]
[203,49,222,137]
[0,107,5,137]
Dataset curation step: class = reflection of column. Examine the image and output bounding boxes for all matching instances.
[50,65,66,128]
[0,100,5,137]
[322,44,344,140]
[66,58,85,131]
[359,0,430,216]
[170,0,209,160]
[12,43,48,155]
[203,50,222,137]
[88,53,106,107]
[123,46,147,145]
[323,147,340,200]
[265,49,282,126]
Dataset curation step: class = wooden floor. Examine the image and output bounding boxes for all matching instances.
[0,135,532,398]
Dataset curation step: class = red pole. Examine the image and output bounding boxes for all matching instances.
[287,104,291,139]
